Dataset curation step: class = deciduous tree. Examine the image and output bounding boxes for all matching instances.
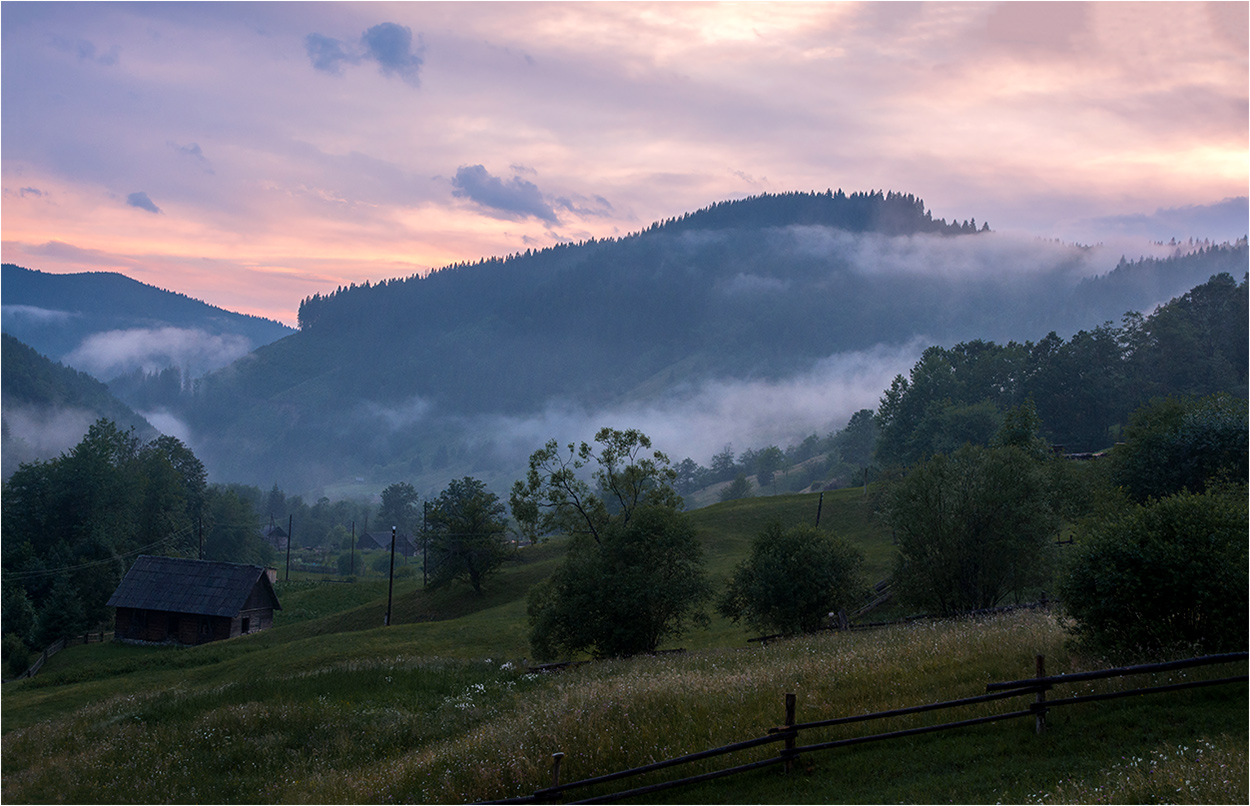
[1058,485,1248,658]
[426,477,510,594]
[515,428,709,658]
[883,443,1058,615]
[718,524,867,635]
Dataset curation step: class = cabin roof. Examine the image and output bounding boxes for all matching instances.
[107,555,281,617]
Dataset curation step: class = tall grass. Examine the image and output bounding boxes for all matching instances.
[5,610,1242,803]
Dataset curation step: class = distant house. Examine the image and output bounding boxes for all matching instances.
[108,555,282,645]
[261,523,289,552]
[358,530,420,557]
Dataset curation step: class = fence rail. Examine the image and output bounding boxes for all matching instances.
[8,630,112,682]
[484,652,1247,804]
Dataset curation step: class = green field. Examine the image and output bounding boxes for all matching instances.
[3,488,1245,803]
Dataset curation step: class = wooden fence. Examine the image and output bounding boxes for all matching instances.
[486,652,1247,804]
[8,630,112,682]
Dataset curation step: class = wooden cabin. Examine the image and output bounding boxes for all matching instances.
[261,523,289,552]
[108,555,281,645]
[358,530,420,557]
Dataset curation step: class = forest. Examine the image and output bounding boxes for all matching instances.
[103,190,1248,490]
[3,265,1245,672]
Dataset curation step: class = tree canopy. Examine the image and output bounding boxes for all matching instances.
[718,523,867,635]
[1,420,214,648]
[509,427,680,544]
[517,428,710,659]
[882,443,1058,616]
[426,477,511,593]
[1058,484,1248,658]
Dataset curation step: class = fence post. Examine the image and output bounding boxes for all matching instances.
[783,692,797,773]
[1034,654,1047,734]
[550,751,565,789]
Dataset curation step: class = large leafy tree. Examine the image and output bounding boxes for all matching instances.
[509,427,680,544]
[1111,393,1248,503]
[718,524,867,635]
[1058,485,1248,658]
[426,477,511,594]
[1,420,208,647]
[377,482,420,534]
[527,504,711,659]
[515,428,710,658]
[882,443,1058,615]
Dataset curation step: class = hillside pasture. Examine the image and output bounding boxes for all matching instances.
[2,610,1244,804]
[2,489,1244,803]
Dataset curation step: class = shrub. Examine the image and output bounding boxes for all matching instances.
[883,444,1058,615]
[3,633,33,679]
[1058,485,1248,658]
[718,523,868,635]
[527,505,711,659]
[1112,394,1248,502]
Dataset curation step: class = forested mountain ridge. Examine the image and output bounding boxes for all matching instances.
[1,263,294,377]
[137,191,1246,490]
[1,333,157,477]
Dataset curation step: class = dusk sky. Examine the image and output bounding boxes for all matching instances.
[3,1,1247,326]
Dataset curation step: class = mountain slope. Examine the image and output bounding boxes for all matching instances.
[1,264,295,381]
[1,333,157,476]
[168,191,1247,490]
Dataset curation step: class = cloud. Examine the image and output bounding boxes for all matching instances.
[305,22,423,86]
[361,22,423,86]
[356,395,433,431]
[168,141,215,174]
[1071,198,1250,244]
[1,404,98,461]
[468,339,928,469]
[452,165,558,223]
[126,191,161,214]
[64,327,252,379]
[1,304,76,324]
[140,409,195,444]
[19,187,44,198]
[722,273,791,295]
[554,193,615,219]
[305,32,357,75]
[50,36,119,66]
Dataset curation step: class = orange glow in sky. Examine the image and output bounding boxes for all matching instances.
[3,2,1246,325]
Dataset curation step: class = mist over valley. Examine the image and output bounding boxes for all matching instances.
[6,191,1240,499]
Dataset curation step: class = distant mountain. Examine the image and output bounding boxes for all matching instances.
[138,190,1248,492]
[1,264,295,382]
[2,333,157,477]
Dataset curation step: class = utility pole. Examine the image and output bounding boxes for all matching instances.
[198,516,203,560]
[422,502,429,588]
[285,514,293,581]
[350,520,355,576]
[385,525,397,626]
[815,492,824,528]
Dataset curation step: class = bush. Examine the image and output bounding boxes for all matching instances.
[3,633,33,679]
[883,444,1058,615]
[1113,394,1248,502]
[718,524,868,635]
[1058,485,1248,658]
[527,505,711,659]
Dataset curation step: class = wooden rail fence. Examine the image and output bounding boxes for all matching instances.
[485,652,1247,804]
[8,630,112,682]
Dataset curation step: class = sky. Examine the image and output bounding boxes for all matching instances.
[2,1,1247,326]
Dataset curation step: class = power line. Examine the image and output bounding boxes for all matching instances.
[2,526,194,582]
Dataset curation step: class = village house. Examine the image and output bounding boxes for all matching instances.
[261,522,289,552]
[358,529,420,557]
[108,555,281,645]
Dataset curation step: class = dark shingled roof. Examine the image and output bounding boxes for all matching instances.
[107,555,281,617]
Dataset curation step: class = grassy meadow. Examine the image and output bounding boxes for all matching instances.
[2,488,1246,803]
